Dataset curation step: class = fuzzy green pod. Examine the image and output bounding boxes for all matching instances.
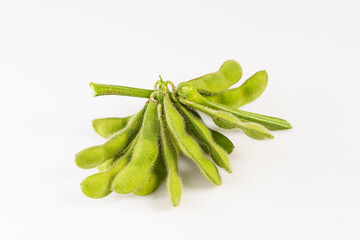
[74,104,147,169]
[134,150,167,196]
[80,134,139,198]
[210,129,234,154]
[182,105,235,154]
[178,85,292,130]
[158,103,182,207]
[206,70,268,129]
[179,60,242,95]
[112,100,160,194]
[93,116,134,173]
[173,97,232,173]
[176,106,211,154]
[97,134,138,172]
[204,70,268,108]
[163,93,221,186]
[179,98,274,140]
[92,115,133,138]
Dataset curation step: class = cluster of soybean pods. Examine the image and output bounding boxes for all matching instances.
[75,60,292,207]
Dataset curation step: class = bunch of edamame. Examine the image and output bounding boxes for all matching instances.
[75,60,292,207]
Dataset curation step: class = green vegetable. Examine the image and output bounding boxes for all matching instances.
[158,103,182,207]
[112,100,160,194]
[80,134,139,198]
[92,115,133,138]
[134,149,167,196]
[210,129,234,154]
[182,105,235,153]
[173,96,232,172]
[163,93,221,185]
[178,60,242,95]
[75,105,147,169]
[75,59,292,206]
[204,70,268,108]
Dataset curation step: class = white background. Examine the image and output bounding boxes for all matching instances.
[1,1,359,239]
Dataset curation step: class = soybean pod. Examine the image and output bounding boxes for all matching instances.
[80,134,139,198]
[182,105,235,154]
[158,103,182,207]
[75,104,147,169]
[179,60,242,95]
[97,132,139,172]
[163,93,221,185]
[210,129,235,154]
[173,96,232,173]
[92,115,134,138]
[204,70,268,108]
[112,100,160,194]
[134,149,167,196]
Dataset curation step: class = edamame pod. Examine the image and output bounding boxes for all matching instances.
[92,115,134,138]
[80,134,139,198]
[179,98,274,140]
[75,104,147,169]
[178,85,292,130]
[183,105,235,154]
[179,60,242,95]
[93,117,135,171]
[158,103,182,207]
[134,149,167,196]
[191,131,233,155]
[112,100,160,194]
[97,135,138,171]
[204,70,268,108]
[173,98,232,173]
[163,93,221,185]
[180,110,211,153]
[177,105,210,154]
[210,129,235,154]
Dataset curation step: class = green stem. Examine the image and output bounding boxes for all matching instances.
[90,82,155,98]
